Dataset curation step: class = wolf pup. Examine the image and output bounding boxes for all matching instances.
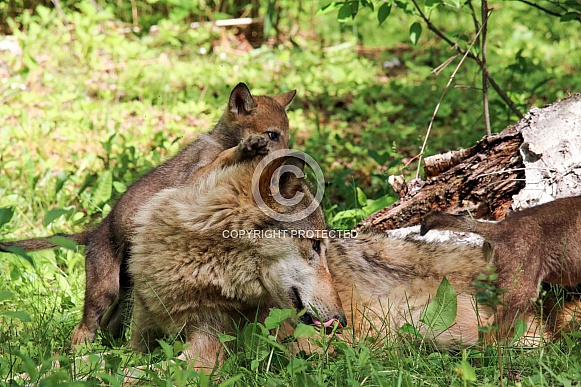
[129,135,346,369]
[1,83,296,346]
[420,196,581,341]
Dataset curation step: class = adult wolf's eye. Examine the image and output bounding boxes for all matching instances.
[267,131,279,141]
[312,239,321,254]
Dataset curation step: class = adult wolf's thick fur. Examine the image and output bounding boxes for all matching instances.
[129,136,346,369]
[326,233,491,347]
[421,196,581,341]
[1,83,297,346]
[326,232,581,347]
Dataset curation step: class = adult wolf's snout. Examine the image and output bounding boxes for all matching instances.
[288,282,346,333]
[336,313,348,328]
[298,309,347,334]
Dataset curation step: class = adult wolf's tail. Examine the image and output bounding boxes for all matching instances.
[0,231,90,252]
[420,212,498,239]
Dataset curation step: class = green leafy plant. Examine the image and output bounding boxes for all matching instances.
[420,277,457,332]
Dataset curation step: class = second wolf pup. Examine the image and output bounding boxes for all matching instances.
[129,135,346,369]
[420,196,581,340]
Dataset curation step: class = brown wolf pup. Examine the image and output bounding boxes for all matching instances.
[0,83,296,346]
[128,135,346,369]
[327,232,581,348]
[420,196,581,341]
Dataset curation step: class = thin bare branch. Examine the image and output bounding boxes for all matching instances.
[466,0,481,47]
[482,0,491,135]
[415,18,488,179]
[432,54,460,75]
[409,0,524,119]
[514,0,563,17]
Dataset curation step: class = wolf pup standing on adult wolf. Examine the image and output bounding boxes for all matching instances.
[129,135,346,369]
[0,83,296,346]
[420,196,581,341]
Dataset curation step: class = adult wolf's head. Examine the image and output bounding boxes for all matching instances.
[250,152,347,329]
[131,140,346,337]
[199,149,347,329]
[129,137,348,369]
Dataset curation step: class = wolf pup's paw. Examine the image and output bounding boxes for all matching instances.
[238,135,269,160]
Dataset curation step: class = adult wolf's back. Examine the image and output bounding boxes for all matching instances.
[2,83,296,346]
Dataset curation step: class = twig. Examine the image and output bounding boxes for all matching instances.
[409,0,523,119]
[415,17,488,179]
[482,0,491,136]
[466,0,481,48]
[130,0,139,31]
[478,64,523,119]
[50,0,69,26]
[432,54,460,75]
[514,0,563,17]
[190,17,260,29]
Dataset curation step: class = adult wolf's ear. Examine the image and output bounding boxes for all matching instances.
[229,83,257,115]
[273,90,297,110]
[276,152,305,199]
[258,152,306,203]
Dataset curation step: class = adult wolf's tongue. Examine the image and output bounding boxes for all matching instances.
[313,317,342,333]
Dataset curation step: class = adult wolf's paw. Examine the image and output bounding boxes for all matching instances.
[238,135,269,160]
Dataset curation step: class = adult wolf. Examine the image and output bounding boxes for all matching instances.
[0,83,296,346]
[129,135,346,369]
[326,231,581,347]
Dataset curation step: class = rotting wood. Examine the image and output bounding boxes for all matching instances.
[358,127,525,232]
[359,93,581,232]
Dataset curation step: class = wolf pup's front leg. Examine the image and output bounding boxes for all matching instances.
[237,134,269,160]
[189,134,270,182]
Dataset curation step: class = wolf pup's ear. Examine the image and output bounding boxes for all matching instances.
[229,83,257,115]
[273,90,297,110]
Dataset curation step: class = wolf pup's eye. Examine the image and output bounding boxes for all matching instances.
[312,239,321,255]
[266,131,279,141]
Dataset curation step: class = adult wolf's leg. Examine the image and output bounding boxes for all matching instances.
[178,324,226,371]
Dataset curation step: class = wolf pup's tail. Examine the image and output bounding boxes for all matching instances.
[420,212,497,239]
[0,231,90,253]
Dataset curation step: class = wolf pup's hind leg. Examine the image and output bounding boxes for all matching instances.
[71,218,122,346]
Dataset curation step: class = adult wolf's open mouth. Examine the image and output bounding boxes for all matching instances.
[289,287,343,334]
[311,316,343,334]
[290,286,305,312]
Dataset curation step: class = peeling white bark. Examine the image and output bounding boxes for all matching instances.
[512,93,581,209]
[385,225,485,246]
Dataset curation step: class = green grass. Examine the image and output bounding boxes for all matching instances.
[1,1,581,385]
